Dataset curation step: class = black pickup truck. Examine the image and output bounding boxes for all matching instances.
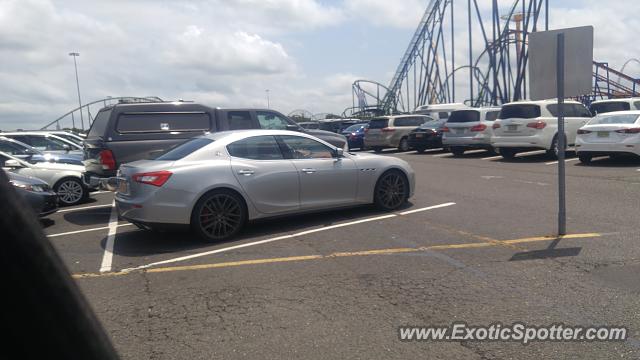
[82,101,348,187]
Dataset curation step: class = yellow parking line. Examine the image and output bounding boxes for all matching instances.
[72,232,601,279]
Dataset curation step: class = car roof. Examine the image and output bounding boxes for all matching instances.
[593,110,640,116]
[202,129,336,146]
[502,99,584,105]
[590,97,640,105]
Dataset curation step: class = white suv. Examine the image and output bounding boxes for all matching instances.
[442,107,501,156]
[491,100,592,159]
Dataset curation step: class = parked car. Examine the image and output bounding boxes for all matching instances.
[575,111,640,163]
[442,107,501,155]
[491,100,592,159]
[298,121,319,130]
[83,102,347,188]
[407,117,446,152]
[318,118,363,133]
[341,123,369,150]
[37,131,86,146]
[1,132,83,155]
[114,130,414,241]
[364,115,431,152]
[0,136,84,165]
[589,97,640,116]
[5,170,58,217]
[1,151,90,206]
[413,103,470,120]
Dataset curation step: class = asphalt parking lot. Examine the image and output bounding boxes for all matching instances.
[44,149,640,359]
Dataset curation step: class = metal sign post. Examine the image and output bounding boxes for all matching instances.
[528,26,593,236]
[556,33,566,235]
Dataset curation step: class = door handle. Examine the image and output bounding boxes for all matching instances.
[301,168,316,174]
[237,169,254,176]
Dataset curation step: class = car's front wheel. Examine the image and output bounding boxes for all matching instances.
[578,154,592,164]
[398,137,410,152]
[499,148,517,160]
[191,189,247,242]
[451,147,465,156]
[54,177,87,206]
[374,170,409,211]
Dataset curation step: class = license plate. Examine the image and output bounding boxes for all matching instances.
[597,131,609,138]
[415,133,424,138]
[455,129,465,134]
[507,125,518,131]
[117,179,129,194]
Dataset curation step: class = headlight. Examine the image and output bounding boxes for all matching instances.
[9,181,48,192]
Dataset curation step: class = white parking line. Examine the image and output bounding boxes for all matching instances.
[482,155,503,160]
[432,152,452,158]
[58,204,114,213]
[47,223,133,238]
[516,150,547,157]
[121,202,457,273]
[463,149,488,155]
[99,201,119,273]
[545,158,579,165]
[92,190,114,195]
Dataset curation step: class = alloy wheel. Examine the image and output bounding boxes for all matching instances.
[375,172,407,210]
[57,179,84,205]
[198,193,243,240]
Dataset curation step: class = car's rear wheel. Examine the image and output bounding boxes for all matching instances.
[499,148,517,160]
[191,189,247,242]
[415,147,426,153]
[373,147,384,153]
[398,137,410,152]
[451,147,465,156]
[54,177,87,206]
[578,154,592,164]
[374,170,409,211]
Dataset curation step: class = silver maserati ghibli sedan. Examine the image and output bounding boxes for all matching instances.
[114,130,415,241]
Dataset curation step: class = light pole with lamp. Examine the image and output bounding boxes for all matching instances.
[69,52,84,130]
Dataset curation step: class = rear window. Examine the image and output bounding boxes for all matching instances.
[485,111,499,121]
[589,101,631,115]
[369,118,389,129]
[499,105,541,119]
[588,114,640,125]
[547,103,591,117]
[88,109,113,138]
[448,110,480,123]
[116,112,211,133]
[393,117,425,127]
[155,137,214,160]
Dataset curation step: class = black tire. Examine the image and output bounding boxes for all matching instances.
[499,148,517,160]
[451,147,465,156]
[373,170,409,211]
[53,177,87,206]
[415,147,426,154]
[398,137,410,152]
[578,154,592,164]
[373,147,384,153]
[191,189,247,242]
[546,134,566,159]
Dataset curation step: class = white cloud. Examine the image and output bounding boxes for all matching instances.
[345,0,425,29]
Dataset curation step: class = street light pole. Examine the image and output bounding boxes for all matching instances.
[265,89,270,109]
[69,52,84,130]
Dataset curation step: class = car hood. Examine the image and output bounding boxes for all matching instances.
[5,170,49,185]
[31,161,84,172]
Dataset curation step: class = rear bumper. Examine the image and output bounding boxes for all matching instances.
[575,142,640,156]
[82,171,114,190]
[364,138,395,148]
[491,135,549,150]
[407,134,442,149]
[443,135,492,147]
[115,188,194,225]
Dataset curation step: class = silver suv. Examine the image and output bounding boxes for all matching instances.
[364,115,431,152]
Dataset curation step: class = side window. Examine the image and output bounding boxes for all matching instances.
[393,118,408,127]
[9,136,30,146]
[227,111,254,130]
[485,111,499,121]
[88,109,112,138]
[226,136,283,160]
[116,112,211,133]
[634,101,640,110]
[572,104,591,118]
[413,117,427,126]
[0,142,21,154]
[279,135,334,159]
[257,111,292,130]
[438,112,449,119]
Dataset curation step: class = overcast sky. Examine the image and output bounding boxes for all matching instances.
[0,0,638,131]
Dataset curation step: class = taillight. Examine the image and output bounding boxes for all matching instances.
[526,121,547,129]
[470,124,487,132]
[577,129,592,135]
[615,128,640,134]
[99,149,116,170]
[381,127,395,132]
[492,123,501,129]
[364,128,369,133]
[132,170,172,187]
[441,126,450,133]
[349,133,358,140]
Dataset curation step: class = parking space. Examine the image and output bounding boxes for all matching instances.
[40,147,640,359]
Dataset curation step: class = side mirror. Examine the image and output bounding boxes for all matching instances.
[63,144,71,153]
[334,148,344,159]
[4,159,24,168]
[286,124,300,131]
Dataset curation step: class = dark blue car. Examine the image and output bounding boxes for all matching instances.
[341,123,369,150]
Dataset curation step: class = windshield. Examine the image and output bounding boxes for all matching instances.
[420,119,445,128]
[588,113,639,125]
[589,102,631,115]
[155,137,214,160]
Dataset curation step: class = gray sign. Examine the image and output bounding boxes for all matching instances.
[528,26,593,100]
